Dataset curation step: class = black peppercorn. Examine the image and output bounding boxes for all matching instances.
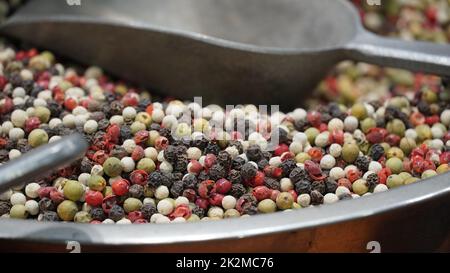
[289,167,309,183]
[209,164,227,181]
[257,159,269,170]
[109,205,125,221]
[311,180,326,195]
[80,157,94,173]
[192,206,205,218]
[42,211,60,222]
[227,169,242,184]
[354,156,370,172]
[191,136,209,150]
[370,144,385,161]
[245,144,262,162]
[129,184,144,199]
[310,190,324,205]
[0,201,11,216]
[120,125,132,141]
[264,177,280,190]
[173,154,188,172]
[147,171,164,188]
[295,180,312,194]
[339,193,353,200]
[197,170,210,181]
[241,162,257,181]
[325,178,338,194]
[0,150,8,162]
[280,159,297,177]
[38,197,55,212]
[139,203,156,220]
[217,150,232,169]
[164,145,177,163]
[204,142,221,155]
[230,183,247,198]
[98,119,110,131]
[183,174,198,189]
[109,145,128,159]
[170,180,184,198]
[231,156,246,171]
[366,173,379,192]
[90,207,106,221]
[109,101,123,116]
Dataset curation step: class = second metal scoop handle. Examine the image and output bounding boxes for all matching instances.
[346,30,450,77]
[0,134,88,193]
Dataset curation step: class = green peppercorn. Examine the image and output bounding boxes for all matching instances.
[386,147,404,160]
[295,152,311,163]
[380,142,391,153]
[258,199,277,213]
[135,112,152,127]
[147,130,160,147]
[342,143,360,163]
[305,127,320,145]
[389,96,410,109]
[123,197,143,213]
[398,172,412,181]
[399,137,416,156]
[187,214,200,222]
[136,158,156,173]
[416,124,432,142]
[436,164,450,174]
[40,51,55,64]
[10,204,28,219]
[130,121,146,135]
[103,157,123,177]
[223,209,240,218]
[352,179,369,195]
[276,192,294,210]
[386,119,405,137]
[174,123,192,139]
[217,132,231,149]
[404,177,419,185]
[103,186,113,197]
[88,175,106,192]
[360,118,376,133]
[74,211,92,223]
[358,141,371,155]
[28,129,48,148]
[58,80,73,92]
[57,200,78,221]
[351,103,368,120]
[386,157,403,174]
[63,180,84,201]
[386,174,404,188]
[422,89,438,104]
[421,170,437,179]
[33,106,51,123]
[292,202,301,209]
[29,55,50,71]
[143,185,154,197]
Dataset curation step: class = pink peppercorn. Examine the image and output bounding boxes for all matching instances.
[155,136,169,150]
[182,189,197,202]
[204,154,217,169]
[273,144,289,156]
[102,195,118,214]
[134,130,149,145]
[112,179,130,196]
[131,146,145,161]
[252,186,271,201]
[208,193,224,206]
[49,190,65,204]
[215,178,232,194]
[24,117,41,133]
[195,198,209,210]
[129,169,148,185]
[270,190,280,201]
[198,180,215,199]
[127,211,144,222]
[85,190,103,207]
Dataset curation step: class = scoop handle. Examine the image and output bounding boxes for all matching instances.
[0,134,87,193]
[345,30,450,77]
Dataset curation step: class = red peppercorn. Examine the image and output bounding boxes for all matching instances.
[38,186,57,199]
[0,97,13,114]
[329,130,344,145]
[195,198,209,209]
[49,190,64,204]
[230,131,243,140]
[443,131,450,143]
[440,152,450,164]
[182,189,197,202]
[304,160,326,180]
[102,195,118,213]
[288,190,298,201]
[252,186,271,201]
[134,219,148,224]
[425,115,440,126]
[215,178,232,194]
[307,148,323,163]
[410,112,425,126]
[280,152,295,162]
[246,170,265,187]
[155,136,169,150]
[169,204,192,220]
[127,211,144,222]
[0,76,7,91]
[204,154,217,169]
[121,92,139,106]
[145,104,154,115]
[85,190,104,207]
[318,123,328,132]
[208,193,224,206]
[90,220,102,224]
[378,168,391,184]
[347,169,361,183]
[64,97,78,111]
[105,124,120,144]
[385,134,400,146]
[198,180,215,199]
[24,117,41,133]
[112,179,130,196]
[274,144,289,156]
[134,130,149,145]
[366,128,388,144]
[307,111,321,128]
[337,178,352,189]
[129,169,148,185]
[187,160,203,174]
[92,150,108,164]
[270,190,280,201]
[131,145,145,161]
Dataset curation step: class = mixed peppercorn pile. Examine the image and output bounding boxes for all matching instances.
[0,0,450,224]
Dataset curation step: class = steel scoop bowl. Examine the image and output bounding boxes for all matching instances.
[2,0,450,109]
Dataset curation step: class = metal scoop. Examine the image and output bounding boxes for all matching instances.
[2,0,450,109]
[0,134,87,193]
